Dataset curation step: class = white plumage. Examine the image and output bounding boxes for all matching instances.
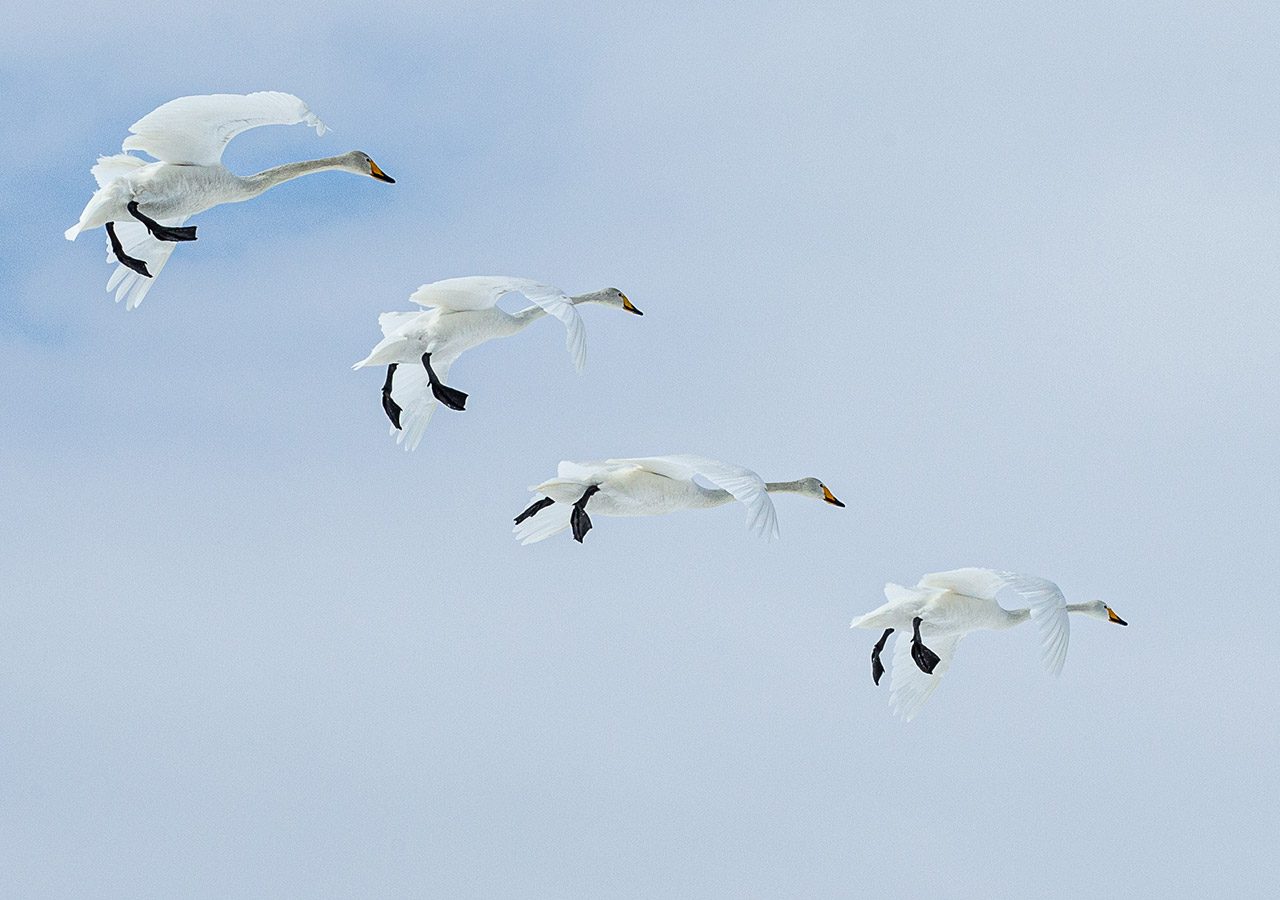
[851,568,1127,720]
[66,92,393,310]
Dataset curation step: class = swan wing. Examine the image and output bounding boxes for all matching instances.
[888,631,964,721]
[101,217,188,310]
[91,153,147,187]
[122,92,327,166]
[386,360,452,451]
[607,455,778,539]
[999,573,1071,677]
[917,567,1012,600]
[377,310,424,338]
[410,276,586,371]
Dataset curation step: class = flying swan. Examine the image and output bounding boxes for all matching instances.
[353,276,642,450]
[850,568,1128,720]
[513,454,845,544]
[65,91,394,309]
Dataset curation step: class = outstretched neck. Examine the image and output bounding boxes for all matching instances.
[511,290,617,327]
[764,480,808,494]
[239,155,355,198]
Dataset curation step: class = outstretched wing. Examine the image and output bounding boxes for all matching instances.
[410,276,587,372]
[888,631,964,721]
[122,92,327,166]
[386,360,452,451]
[919,568,1071,676]
[102,218,188,310]
[999,573,1071,677]
[606,454,778,539]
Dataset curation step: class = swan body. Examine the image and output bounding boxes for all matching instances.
[513,455,844,544]
[354,276,642,450]
[851,568,1127,720]
[66,92,394,310]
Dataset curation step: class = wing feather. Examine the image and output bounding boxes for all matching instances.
[888,631,963,721]
[606,454,779,539]
[101,218,187,310]
[122,92,326,165]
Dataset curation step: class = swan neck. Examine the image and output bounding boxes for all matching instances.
[764,480,806,494]
[242,156,353,196]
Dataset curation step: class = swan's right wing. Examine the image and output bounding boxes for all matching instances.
[386,360,452,451]
[122,92,326,166]
[101,218,188,310]
[999,573,1071,677]
[607,454,778,539]
[410,277,587,371]
[888,631,964,722]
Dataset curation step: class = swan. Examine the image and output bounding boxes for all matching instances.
[65,91,394,310]
[850,568,1128,720]
[513,454,844,544]
[352,276,642,450]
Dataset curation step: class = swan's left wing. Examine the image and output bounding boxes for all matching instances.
[607,454,778,539]
[888,631,963,721]
[387,360,452,451]
[917,567,1011,600]
[101,217,188,310]
[122,92,326,166]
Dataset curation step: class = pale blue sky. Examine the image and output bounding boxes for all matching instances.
[2,2,1278,897]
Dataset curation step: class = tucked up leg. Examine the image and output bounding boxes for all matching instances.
[127,201,197,242]
[514,496,555,525]
[421,353,468,411]
[871,627,894,685]
[381,363,403,429]
[570,485,600,543]
[105,222,151,277]
[910,616,941,674]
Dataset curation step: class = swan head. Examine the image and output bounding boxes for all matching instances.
[344,151,395,183]
[603,287,643,315]
[798,477,845,507]
[1077,599,1128,625]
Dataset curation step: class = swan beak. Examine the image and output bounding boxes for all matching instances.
[369,160,395,183]
[822,485,845,507]
[621,294,643,315]
[1106,606,1128,626]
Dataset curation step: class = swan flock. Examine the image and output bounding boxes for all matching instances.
[66,92,1129,721]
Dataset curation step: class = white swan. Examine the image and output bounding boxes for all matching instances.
[513,454,845,544]
[353,276,642,450]
[65,91,394,309]
[850,568,1128,720]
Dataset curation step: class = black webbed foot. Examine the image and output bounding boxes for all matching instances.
[871,627,894,686]
[910,616,941,674]
[422,352,467,411]
[127,201,197,242]
[105,222,151,277]
[514,496,555,525]
[570,485,600,543]
[381,364,403,429]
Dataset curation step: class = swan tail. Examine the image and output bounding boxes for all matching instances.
[513,500,573,544]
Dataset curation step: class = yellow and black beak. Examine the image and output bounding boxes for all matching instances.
[369,159,395,183]
[822,485,846,508]
[621,293,643,316]
[1107,606,1128,626]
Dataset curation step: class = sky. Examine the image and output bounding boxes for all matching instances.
[2,2,1278,896]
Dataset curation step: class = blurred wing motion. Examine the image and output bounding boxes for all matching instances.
[411,276,587,371]
[607,454,779,539]
[888,631,964,721]
[920,567,1070,676]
